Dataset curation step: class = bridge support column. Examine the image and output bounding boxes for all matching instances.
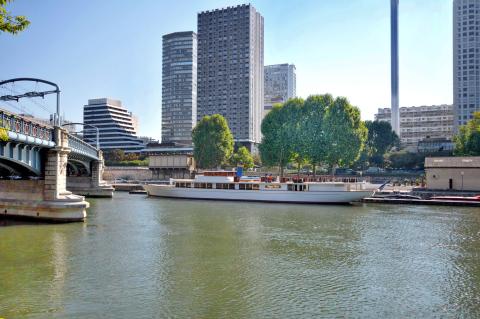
[0,127,89,222]
[67,151,114,198]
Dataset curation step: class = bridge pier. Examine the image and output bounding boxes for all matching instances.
[67,151,114,198]
[0,127,89,222]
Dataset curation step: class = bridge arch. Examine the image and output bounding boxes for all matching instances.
[0,156,41,177]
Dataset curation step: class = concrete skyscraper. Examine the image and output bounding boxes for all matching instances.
[162,31,197,145]
[453,0,480,128]
[197,4,264,152]
[391,0,400,135]
[264,64,296,113]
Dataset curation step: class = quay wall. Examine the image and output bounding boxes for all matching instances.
[103,166,152,181]
[0,180,45,200]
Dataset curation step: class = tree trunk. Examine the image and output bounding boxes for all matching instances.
[312,164,317,178]
[280,166,284,178]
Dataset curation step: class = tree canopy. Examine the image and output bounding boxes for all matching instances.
[192,114,234,169]
[360,120,400,167]
[231,146,254,169]
[454,111,480,156]
[259,94,367,175]
[1,0,30,34]
[323,97,368,170]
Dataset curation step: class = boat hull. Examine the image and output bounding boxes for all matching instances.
[144,184,372,204]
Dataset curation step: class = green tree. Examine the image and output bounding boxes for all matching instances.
[231,146,254,169]
[454,112,480,156]
[303,94,332,176]
[1,0,30,34]
[192,114,234,169]
[385,150,425,169]
[104,149,126,162]
[323,97,368,173]
[259,99,302,176]
[362,120,399,167]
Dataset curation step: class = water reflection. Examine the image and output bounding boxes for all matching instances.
[0,194,479,318]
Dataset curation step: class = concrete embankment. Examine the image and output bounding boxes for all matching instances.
[363,197,480,207]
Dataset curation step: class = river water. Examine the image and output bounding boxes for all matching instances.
[1,192,480,318]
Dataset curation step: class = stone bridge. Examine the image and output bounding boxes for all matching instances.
[0,108,113,221]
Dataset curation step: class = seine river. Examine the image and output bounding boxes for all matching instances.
[1,192,480,318]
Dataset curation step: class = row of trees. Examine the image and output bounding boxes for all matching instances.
[259,94,368,175]
[103,149,149,166]
[191,94,400,173]
[192,114,254,169]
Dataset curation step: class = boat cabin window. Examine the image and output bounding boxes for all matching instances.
[216,183,235,190]
[287,184,308,191]
[264,184,281,190]
[194,183,208,189]
[175,182,192,188]
[239,183,259,190]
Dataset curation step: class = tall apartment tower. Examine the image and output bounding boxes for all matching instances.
[453,0,480,128]
[197,4,264,152]
[83,98,144,152]
[264,64,296,112]
[162,31,197,146]
[391,0,400,135]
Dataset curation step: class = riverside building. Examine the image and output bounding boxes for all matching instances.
[197,4,264,152]
[264,63,296,114]
[162,31,197,146]
[83,98,145,152]
[375,104,454,149]
[453,0,480,128]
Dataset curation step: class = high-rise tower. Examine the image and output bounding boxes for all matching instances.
[162,31,197,145]
[264,64,296,113]
[391,0,400,135]
[453,0,480,128]
[197,4,264,152]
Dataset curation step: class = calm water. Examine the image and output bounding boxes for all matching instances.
[1,192,480,318]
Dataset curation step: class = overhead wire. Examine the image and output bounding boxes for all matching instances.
[0,83,53,115]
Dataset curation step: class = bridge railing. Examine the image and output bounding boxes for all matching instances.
[67,134,99,160]
[0,108,53,142]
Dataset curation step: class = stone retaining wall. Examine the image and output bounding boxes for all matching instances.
[103,166,152,181]
[0,180,45,201]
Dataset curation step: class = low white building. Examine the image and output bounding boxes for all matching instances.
[425,157,480,191]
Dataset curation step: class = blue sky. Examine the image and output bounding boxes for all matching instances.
[0,0,452,140]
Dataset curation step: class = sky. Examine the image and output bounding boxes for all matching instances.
[0,0,453,140]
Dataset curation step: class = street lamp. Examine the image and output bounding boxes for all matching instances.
[61,122,100,150]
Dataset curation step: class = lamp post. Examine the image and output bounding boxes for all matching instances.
[61,122,100,150]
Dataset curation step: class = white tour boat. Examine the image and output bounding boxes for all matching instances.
[144,171,374,204]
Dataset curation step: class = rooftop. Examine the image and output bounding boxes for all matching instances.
[425,157,480,168]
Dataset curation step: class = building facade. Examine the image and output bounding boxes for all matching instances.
[83,98,144,152]
[425,156,480,191]
[375,104,454,149]
[453,0,480,128]
[142,142,195,180]
[162,31,197,146]
[264,63,296,113]
[197,4,264,152]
